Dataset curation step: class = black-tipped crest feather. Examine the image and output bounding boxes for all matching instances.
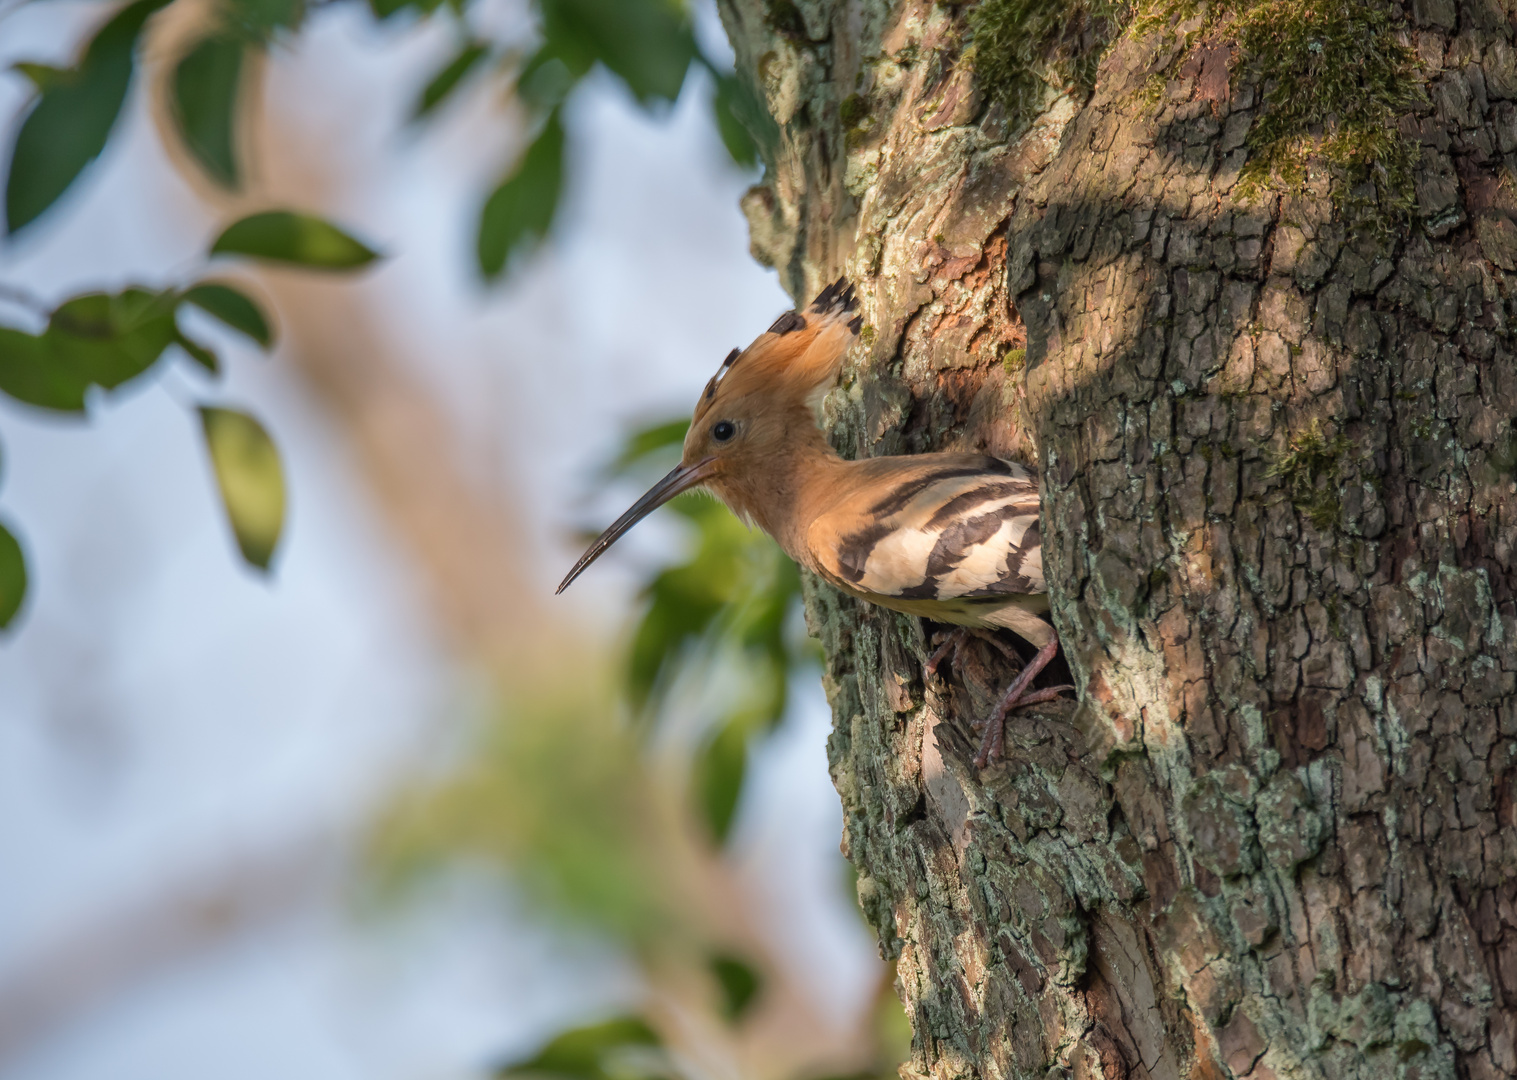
[809,277,858,319]
[767,310,807,335]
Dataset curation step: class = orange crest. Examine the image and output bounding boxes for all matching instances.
[691,278,861,428]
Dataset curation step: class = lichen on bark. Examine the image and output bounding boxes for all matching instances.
[719,0,1517,1077]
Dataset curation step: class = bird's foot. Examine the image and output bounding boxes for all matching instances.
[926,627,1017,679]
[971,638,1071,769]
[925,630,964,678]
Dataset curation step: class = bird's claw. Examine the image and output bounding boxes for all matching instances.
[925,628,1016,684]
[925,631,961,678]
[929,632,1071,769]
[970,639,1067,770]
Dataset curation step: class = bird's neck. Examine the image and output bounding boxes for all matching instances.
[711,420,848,561]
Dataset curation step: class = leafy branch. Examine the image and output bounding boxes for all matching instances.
[0,0,779,626]
[0,209,378,627]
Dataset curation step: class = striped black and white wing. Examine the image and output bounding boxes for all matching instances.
[811,455,1045,604]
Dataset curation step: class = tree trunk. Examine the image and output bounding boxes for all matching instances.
[719,1,1517,1078]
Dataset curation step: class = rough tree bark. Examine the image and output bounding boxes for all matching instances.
[718,1,1517,1078]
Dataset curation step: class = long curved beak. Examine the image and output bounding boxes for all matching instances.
[556,458,716,594]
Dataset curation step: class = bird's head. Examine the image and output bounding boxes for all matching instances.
[557,278,860,593]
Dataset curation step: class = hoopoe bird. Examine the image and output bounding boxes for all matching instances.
[558,279,1069,767]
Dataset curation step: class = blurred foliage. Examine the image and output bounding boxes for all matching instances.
[806,967,915,1080]
[3,0,772,258]
[210,210,381,268]
[710,69,772,169]
[181,283,275,348]
[370,416,904,1072]
[485,948,908,1080]
[375,678,680,945]
[0,516,24,629]
[0,208,368,622]
[696,717,750,844]
[537,0,695,105]
[170,0,305,187]
[3,0,170,234]
[609,418,695,474]
[486,978,909,1080]
[480,109,565,277]
[874,976,914,1070]
[496,1016,671,1080]
[462,0,775,275]
[609,417,818,844]
[412,41,490,120]
[0,0,774,630]
[172,33,245,187]
[709,952,762,1022]
[0,276,271,409]
[0,1,905,1073]
[200,407,286,570]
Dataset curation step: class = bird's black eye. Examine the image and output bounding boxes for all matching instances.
[712,420,736,442]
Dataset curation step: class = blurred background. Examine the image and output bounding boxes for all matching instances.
[0,2,902,1078]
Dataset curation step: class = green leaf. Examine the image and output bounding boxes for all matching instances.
[174,330,219,374]
[497,1016,662,1080]
[0,518,25,630]
[517,50,581,111]
[181,282,273,347]
[367,0,444,21]
[4,0,173,234]
[0,288,182,410]
[172,34,244,188]
[710,69,776,169]
[539,0,696,105]
[11,62,73,91]
[708,953,761,1022]
[47,288,178,390]
[608,418,688,476]
[625,497,737,710]
[478,112,564,278]
[0,326,87,411]
[611,423,808,727]
[623,488,801,726]
[199,406,285,570]
[412,41,488,119]
[225,0,305,37]
[211,210,380,269]
[694,719,748,844]
[711,76,757,169]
